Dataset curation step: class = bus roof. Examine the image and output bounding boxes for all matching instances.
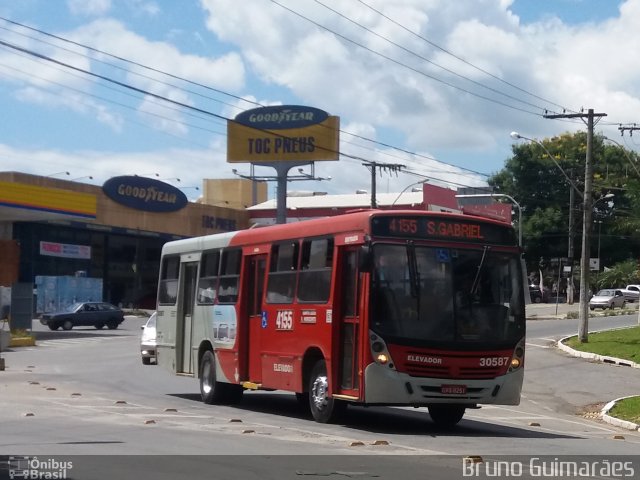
[161,209,515,255]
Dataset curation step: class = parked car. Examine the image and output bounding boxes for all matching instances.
[589,289,626,310]
[529,286,549,303]
[620,284,640,302]
[140,312,157,365]
[40,302,125,330]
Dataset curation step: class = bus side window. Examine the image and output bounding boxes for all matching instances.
[197,250,219,304]
[158,256,179,305]
[266,242,299,304]
[218,249,242,304]
[297,238,333,303]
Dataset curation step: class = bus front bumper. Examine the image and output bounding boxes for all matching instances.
[363,362,524,406]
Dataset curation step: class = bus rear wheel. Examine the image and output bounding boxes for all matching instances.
[428,404,466,427]
[308,360,345,423]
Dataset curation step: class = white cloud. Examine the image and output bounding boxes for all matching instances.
[130,0,160,17]
[0,143,224,193]
[67,0,112,16]
[4,0,640,197]
[199,0,638,160]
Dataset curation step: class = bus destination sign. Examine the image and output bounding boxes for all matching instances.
[371,216,516,245]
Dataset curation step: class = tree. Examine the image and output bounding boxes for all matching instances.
[595,260,640,290]
[489,131,639,275]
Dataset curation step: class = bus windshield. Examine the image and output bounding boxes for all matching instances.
[370,244,525,346]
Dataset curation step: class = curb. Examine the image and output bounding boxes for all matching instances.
[557,335,640,431]
[9,337,36,347]
[557,334,640,369]
[601,397,640,431]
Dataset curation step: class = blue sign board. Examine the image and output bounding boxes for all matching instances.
[103,176,188,213]
[234,105,329,130]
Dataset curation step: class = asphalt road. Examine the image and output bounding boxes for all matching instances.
[0,314,639,479]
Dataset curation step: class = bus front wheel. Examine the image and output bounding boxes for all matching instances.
[428,404,466,427]
[308,360,345,423]
[200,350,225,404]
[200,350,243,405]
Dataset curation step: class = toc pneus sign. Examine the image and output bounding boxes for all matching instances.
[227,105,340,163]
[103,176,188,212]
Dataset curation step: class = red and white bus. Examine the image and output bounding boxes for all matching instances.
[155,210,525,426]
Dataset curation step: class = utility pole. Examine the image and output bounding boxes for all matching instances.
[619,124,640,136]
[544,109,607,343]
[363,161,405,208]
[567,178,575,305]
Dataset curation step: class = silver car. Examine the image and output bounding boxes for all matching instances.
[140,312,157,365]
[589,289,626,310]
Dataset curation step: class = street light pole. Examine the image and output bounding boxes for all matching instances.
[510,132,581,304]
[391,180,429,207]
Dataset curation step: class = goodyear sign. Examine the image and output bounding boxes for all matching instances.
[227,105,340,163]
[103,176,188,213]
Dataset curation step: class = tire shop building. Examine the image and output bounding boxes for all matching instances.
[0,171,263,312]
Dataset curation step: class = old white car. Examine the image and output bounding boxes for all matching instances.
[589,289,626,310]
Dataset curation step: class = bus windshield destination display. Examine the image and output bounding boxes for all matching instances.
[371,216,516,245]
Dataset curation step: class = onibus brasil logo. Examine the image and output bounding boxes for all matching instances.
[8,456,73,479]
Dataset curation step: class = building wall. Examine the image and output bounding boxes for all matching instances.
[0,171,251,305]
[202,178,268,209]
[0,171,250,237]
[0,240,19,287]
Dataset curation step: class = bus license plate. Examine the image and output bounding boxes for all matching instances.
[441,384,466,395]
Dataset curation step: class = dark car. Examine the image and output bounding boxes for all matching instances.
[40,302,125,331]
[529,286,548,303]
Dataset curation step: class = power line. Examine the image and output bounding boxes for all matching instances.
[0,16,259,112]
[0,16,487,182]
[269,0,544,116]
[355,0,573,114]
[314,0,553,113]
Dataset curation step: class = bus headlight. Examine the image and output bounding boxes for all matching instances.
[508,338,525,372]
[369,331,395,369]
[376,353,389,364]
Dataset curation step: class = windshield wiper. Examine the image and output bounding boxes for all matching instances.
[470,246,490,296]
[406,241,420,298]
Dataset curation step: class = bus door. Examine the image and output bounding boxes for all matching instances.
[241,254,267,383]
[334,248,361,398]
[176,261,198,374]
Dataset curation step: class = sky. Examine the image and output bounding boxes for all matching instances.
[0,0,637,200]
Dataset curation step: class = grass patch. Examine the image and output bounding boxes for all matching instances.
[564,328,640,426]
[609,396,640,424]
[564,326,640,364]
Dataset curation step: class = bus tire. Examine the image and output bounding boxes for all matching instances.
[428,404,466,427]
[200,350,225,404]
[308,360,345,423]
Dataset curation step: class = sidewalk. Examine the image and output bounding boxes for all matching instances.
[526,301,639,320]
[526,301,578,320]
